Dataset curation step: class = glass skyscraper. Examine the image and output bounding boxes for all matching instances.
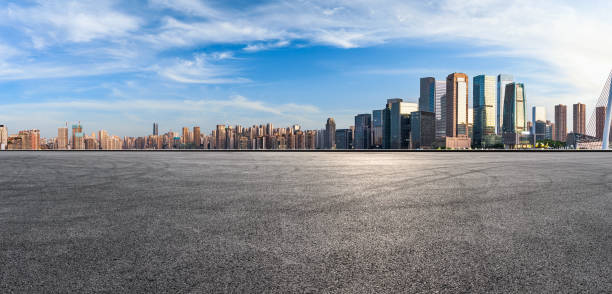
[502,83,527,134]
[473,75,497,147]
[371,110,383,148]
[354,113,372,149]
[435,80,447,139]
[390,101,418,149]
[497,74,514,134]
[419,77,436,113]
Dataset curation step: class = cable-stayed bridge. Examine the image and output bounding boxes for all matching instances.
[578,70,612,149]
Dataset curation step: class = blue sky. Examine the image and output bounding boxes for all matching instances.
[1,0,612,137]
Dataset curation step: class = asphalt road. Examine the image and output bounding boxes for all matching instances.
[1,152,611,293]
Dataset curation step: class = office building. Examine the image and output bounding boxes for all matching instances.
[435,80,447,138]
[473,75,497,147]
[532,106,546,142]
[335,129,352,150]
[446,73,469,137]
[56,125,69,150]
[383,98,403,149]
[325,118,336,149]
[502,83,527,148]
[153,123,158,136]
[193,126,201,147]
[573,103,586,135]
[372,110,383,148]
[390,100,418,149]
[596,106,611,141]
[555,104,567,142]
[216,125,226,149]
[410,111,435,149]
[72,123,84,150]
[354,114,372,149]
[497,74,514,134]
[419,77,436,113]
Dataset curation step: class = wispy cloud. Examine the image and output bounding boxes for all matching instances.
[157,53,250,84]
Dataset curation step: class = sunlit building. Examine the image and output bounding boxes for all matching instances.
[473,75,497,147]
[554,104,567,142]
[497,74,514,134]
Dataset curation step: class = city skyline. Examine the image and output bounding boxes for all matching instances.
[1,1,612,137]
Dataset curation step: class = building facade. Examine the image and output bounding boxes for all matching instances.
[410,111,435,149]
[502,83,527,148]
[419,77,436,113]
[573,103,586,135]
[435,80,447,139]
[554,104,568,142]
[497,74,514,134]
[354,114,372,149]
[335,129,352,150]
[325,118,336,149]
[473,75,497,147]
[446,73,469,137]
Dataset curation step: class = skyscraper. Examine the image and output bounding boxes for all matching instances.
[153,123,159,136]
[502,83,527,148]
[354,114,371,149]
[473,75,497,147]
[72,123,84,150]
[502,83,527,134]
[419,77,436,113]
[410,111,435,149]
[56,125,69,150]
[335,129,352,150]
[532,106,546,142]
[497,74,514,134]
[216,125,226,149]
[573,103,586,135]
[446,73,469,137]
[0,125,7,150]
[596,106,611,141]
[435,80,447,139]
[371,110,383,148]
[383,98,402,149]
[193,126,201,147]
[554,104,567,142]
[325,118,336,149]
[390,100,418,149]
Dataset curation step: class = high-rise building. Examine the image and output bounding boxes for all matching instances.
[354,114,371,149]
[531,106,546,143]
[383,98,402,149]
[573,103,586,135]
[502,83,527,147]
[435,80,447,139]
[371,110,383,148]
[193,126,201,147]
[497,74,514,134]
[18,129,40,150]
[56,125,69,150]
[554,104,567,142]
[390,100,418,149]
[419,77,436,113]
[596,106,611,141]
[0,125,8,150]
[325,118,336,149]
[72,123,84,150]
[153,123,158,136]
[335,129,352,150]
[410,111,435,149]
[99,130,109,150]
[473,75,497,147]
[446,73,469,137]
[216,125,226,149]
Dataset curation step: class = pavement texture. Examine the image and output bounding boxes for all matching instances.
[0,152,611,293]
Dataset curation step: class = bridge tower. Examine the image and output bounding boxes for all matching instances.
[603,71,612,150]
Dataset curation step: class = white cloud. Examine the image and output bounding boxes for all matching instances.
[243,40,290,52]
[2,0,140,45]
[157,53,250,84]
